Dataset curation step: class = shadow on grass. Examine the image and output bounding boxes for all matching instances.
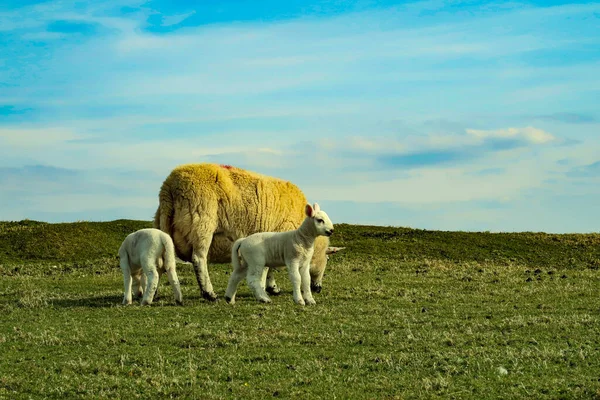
[32,286,291,309]
[48,293,225,308]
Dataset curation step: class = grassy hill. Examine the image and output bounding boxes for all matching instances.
[2,219,599,270]
[0,219,150,264]
[1,220,599,399]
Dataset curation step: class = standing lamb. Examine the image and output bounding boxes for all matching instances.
[225,203,334,305]
[119,228,183,306]
[153,163,344,302]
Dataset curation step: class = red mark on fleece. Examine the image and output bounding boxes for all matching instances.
[220,164,233,169]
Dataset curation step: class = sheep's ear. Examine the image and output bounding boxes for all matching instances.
[326,246,345,254]
[305,204,314,217]
[313,203,321,213]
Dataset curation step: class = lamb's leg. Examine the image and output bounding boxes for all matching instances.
[260,267,269,290]
[165,266,183,306]
[141,262,159,306]
[300,262,316,305]
[132,272,144,299]
[224,259,247,304]
[247,264,271,303]
[141,273,147,296]
[120,256,133,305]
[154,260,164,301]
[287,261,304,305]
[265,268,281,296]
[153,280,160,301]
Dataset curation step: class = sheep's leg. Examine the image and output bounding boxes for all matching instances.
[310,265,326,294]
[141,262,159,306]
[300,262,316,305]
[265,268,281,296]
[247,264,271,303]
[188,223,218,302]
[224,259,248,304]
[191,245,217,302]
[187,216,218,302]
[165,266,183,305]
[287,261,305,306]
[120,256,133,305]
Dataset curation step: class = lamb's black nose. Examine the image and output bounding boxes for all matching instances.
[327,229,334,236]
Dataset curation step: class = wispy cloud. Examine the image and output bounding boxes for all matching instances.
[371,127,556,169]
[566,161,600,178]
[0,105,32,115]
[530,113,598,124]
[0,164,161,221]
[0,127,82,147]
[466,127,555,145]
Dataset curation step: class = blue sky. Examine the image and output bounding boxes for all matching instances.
[1,0,599,232]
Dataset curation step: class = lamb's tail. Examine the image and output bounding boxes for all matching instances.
[231,238,245,272]
[118,241,129,271]
[154,180,174,237]
[160,232,183,305]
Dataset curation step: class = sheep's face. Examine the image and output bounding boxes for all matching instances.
[305,203,334,237]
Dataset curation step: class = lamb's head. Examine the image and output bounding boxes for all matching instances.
[305,203,334,237]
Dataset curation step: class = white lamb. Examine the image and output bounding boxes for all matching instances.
[224,203,334,306]
[119,228,183,306]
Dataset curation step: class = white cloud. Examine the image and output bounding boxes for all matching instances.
[466,127,555,144]
[161,10,196,27]
[345,137,406,153]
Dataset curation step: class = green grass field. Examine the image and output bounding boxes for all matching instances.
[1,220,599,399]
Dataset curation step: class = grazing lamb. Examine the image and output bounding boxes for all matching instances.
[153,163,344,302]
[119,228,183,306]
[225,203,334,306]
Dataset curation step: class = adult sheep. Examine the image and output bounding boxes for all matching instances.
[153,163,343,302]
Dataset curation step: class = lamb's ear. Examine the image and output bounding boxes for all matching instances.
[313,202,321,213]
[326,246,345,255]
[305,204,314,217]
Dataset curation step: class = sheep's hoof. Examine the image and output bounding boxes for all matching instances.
[175,300,184,306]
[295,299,306,306]
[266,285,281,296]
[258,297,272,303]
[224,296,234,304]
[122,299,132,306]
[311,284,322,294]
[202,292,219,302]
[305,298,316,306]
[141,300,151,306]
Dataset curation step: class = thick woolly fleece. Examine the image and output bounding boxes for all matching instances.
[153,163,330,301]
